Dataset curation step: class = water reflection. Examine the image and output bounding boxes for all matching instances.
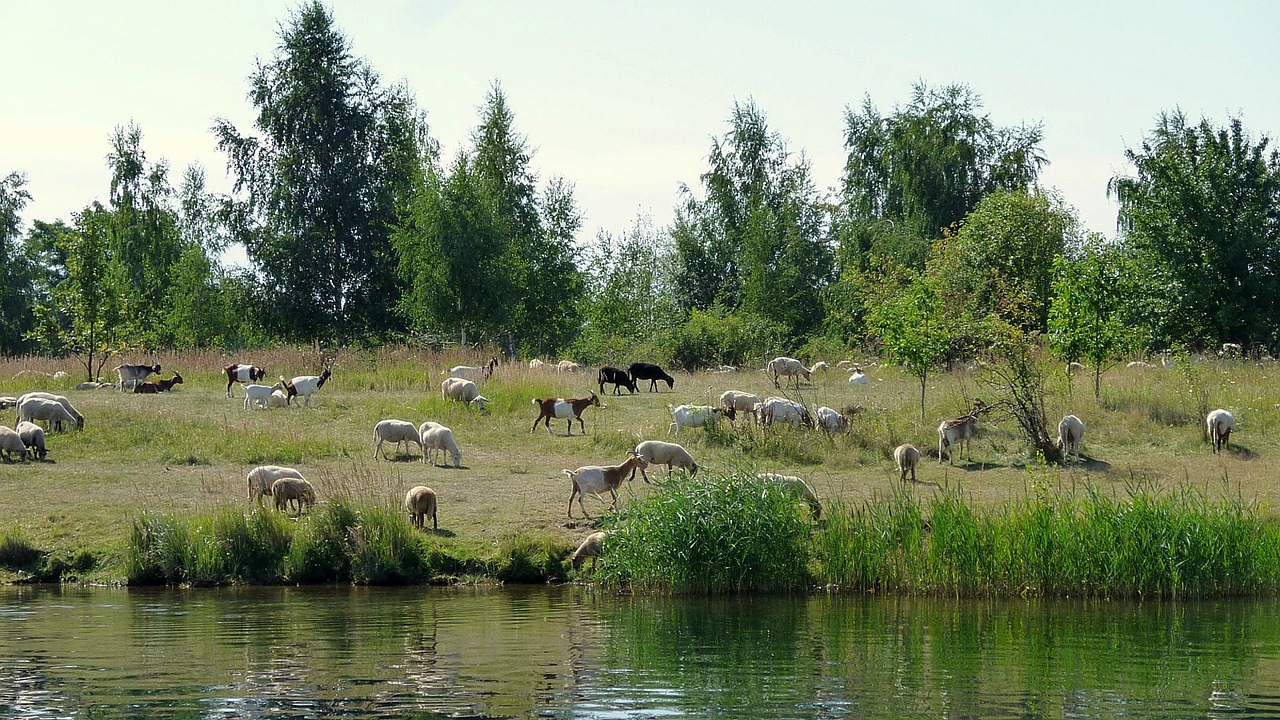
[1,585,1279,718]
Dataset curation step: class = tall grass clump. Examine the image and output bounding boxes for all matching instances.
[492,532,571,583]
[598,472,813,593]
[211,508,293,583]
[347,506,428,584]
[284,501,359,583]
[815,483,1280,598]
[0,527,43,569]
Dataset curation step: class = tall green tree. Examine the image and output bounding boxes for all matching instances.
[213,1,430,343]
[867,272,952,420]
[0,171,38,354]
[56,203,125,380]
[674,100,832,338]
[1110,111,1280,349]
[576,217,679,362]
[1047,238,1139,398]
[840,82,1046,269]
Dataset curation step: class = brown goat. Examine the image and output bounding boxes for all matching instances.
[134,372,183,394]
[531,392,601,436]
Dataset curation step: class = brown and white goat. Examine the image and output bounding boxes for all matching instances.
[134,372,183,394]
[565,451,650,518]
[225,363,266,397]
[531,392,601,435]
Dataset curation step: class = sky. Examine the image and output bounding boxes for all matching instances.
[3,1,1278,262]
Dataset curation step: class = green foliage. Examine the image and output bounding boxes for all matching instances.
[0,527,42,569]
[598,472,814,593]
[1111,111,1280,349]
[842,81,1046,240]
[0,171,39,355]
[347,506,429,584]
[662,307,786,370]
[1047,237,1140,396]
[285,500,358,583]
[492,532,570,583]
[211,508,293,583]
[867,273,952,419]
[56,203,125,381]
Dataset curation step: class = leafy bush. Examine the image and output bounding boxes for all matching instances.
[662,308,786,370]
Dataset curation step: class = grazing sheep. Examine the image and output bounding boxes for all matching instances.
[627,362,675,392]
[0,426,27,463]
[719,390,761,424]
[531,393,601,435]
[565,452,650,518]
[810,361,829,374]
[1207,409,1234,454]
[766,357,810,388]
[1057,415,1086,463]
[894,443,921,483]
[283,368,332,407]
[937,401,986,464]
[442,377,490,411]
[265,389,291,408]
[113,362,161,391]
[272,477,317,514]
[243,381,286,410]
[16,397,80,432]
[814,405,848,432]
[570,531,608,570]
[246,465,305,506]
[0,396,15,409]
[16,421,46,461]
[757,473,822,519]
[759,397,811,428]
[529,358,546,370]
[17,392,84,430]
[224,363,266,397]
[668,404,729,434]
[404,486,438,531]
[422,424,462,468]
[633,440,698,482]
[555,360,582,373]
[374,419,425,462]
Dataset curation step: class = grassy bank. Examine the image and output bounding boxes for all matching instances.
[2,346,1280,593]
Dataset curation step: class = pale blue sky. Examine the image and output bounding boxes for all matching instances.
[4,1,1277,254]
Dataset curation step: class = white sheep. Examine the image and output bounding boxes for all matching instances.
[1207,409,1234,453]
[529,358,546,370]
[555,359,582,373]
[810,361,829,373]
[814,405,848,432]
[1057,415,1085,463]
[759,397,811,428]
[272,477,317,514]
[404,485,438,530]
[0,396,15,409]
[16,421,46,460]
[565,452,650,518]
[633,440,698,482]
[374,419,425,462]
[265,389,291,408]
[757,473,822,519]
[0,426,27,462]
[422,424,462,468]
[766,356,811,388]
[16,397,79,432]
[668,404,726,434]
[441,377,489,411]
[570,531,608,570]
[246,465,305,506]
[719,390,761,424]
[894,443,921,482]
[17,392,83,430]
[848,368,870,384]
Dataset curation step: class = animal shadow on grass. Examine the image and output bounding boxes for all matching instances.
[429,464,469,471]
[1226,444,1257,461]
[1073,456,1111,472]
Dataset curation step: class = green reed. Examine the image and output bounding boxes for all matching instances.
[597,472,814,593]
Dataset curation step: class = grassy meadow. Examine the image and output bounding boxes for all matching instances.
[2,346,1280,588]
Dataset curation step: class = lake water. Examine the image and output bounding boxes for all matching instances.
[2,585,1280,718]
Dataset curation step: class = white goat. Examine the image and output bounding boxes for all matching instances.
[284,368,332,407]
[848,368,870,384]
[757,473,822,519]
[766,356,811,388]
[810,361,829,373]
[246,465,305,506]
[374,419,425,462]
[814,405,848,432]
[0,426,27,462]
[404,486,438,530]
[565,452,650,519]
[113,362,161,391]
[16,421,46,460]
[719,390,761,424]
[17,392,83,430]
[1057,415,1086,463]
[759,397,811,428]
[894,443,921,483]
[1207,409,1235,453]
[243,381,285,410]
[422,424,462,468]
[441,377,489,411]
[668,404,726,434]
[16,397,79,432]
[633,440,698,482]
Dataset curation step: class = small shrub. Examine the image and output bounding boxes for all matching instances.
[492,533,570,583]
[348,506,427,585]
[0,528,43,569]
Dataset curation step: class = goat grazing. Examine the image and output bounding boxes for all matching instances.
[134,372,183,394]
[759,397,811,428]
[668,404,729,434]
[766,357,810,388]
[113,362,161,391]
[284,368,332,407]
[938,400,986,465]
[598,366,637,395]
[627,362,674,392]
[894,443,921,482]
[243,380,286,410]
[570,531,608,570]
[633,440,698,482]
[404,486,438,531]
[1207,409,1234,453]
[374,419,425,462]
[1057,415,1086,463]
[531,392,601,435]
[441,377,490,411]
[814,405,848,432]
[224,363,265,397]
[565,451,650,518]
[719,390,761,425]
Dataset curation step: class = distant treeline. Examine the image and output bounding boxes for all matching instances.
[1,2,1277,378]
